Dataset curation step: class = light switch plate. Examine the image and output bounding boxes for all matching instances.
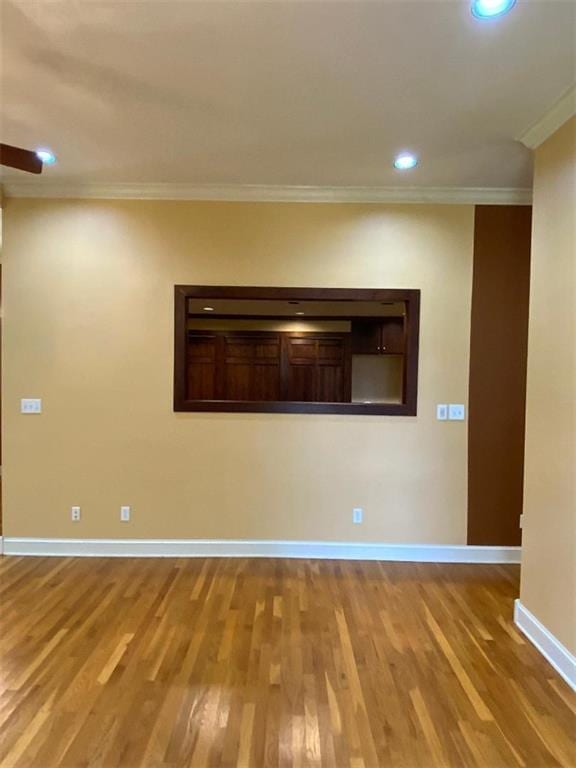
[448,404,466,421]
[21,398,42,414]
[436,404,448,421]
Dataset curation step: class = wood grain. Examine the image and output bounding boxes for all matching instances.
[0,557,574,767]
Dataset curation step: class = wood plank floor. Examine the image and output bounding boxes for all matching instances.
[0,557,574,768]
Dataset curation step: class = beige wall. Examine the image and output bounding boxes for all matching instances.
[520,117,576,654]
[3,199,473,542]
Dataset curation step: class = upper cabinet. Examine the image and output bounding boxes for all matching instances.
[351,317,405,355]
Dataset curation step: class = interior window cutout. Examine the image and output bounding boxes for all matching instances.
[174,287,420,415]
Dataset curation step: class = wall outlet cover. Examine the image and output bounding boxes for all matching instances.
[352,507,363,524]
[120,506,131,522]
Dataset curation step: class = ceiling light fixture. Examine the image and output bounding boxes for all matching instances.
[35,148,56,165]
[471,0,516,19]
[393,152,418,171]
[203,306,215,312]
[295,311,305,316]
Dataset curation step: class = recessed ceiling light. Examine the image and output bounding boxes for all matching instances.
[203,306,215,312]
[393,152,418,171]
[35,149,56,165]
[471,0,516,18]
[295,311,305,316]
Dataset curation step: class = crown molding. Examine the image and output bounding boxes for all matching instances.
[2,182,532,205]
[517,84,576,150]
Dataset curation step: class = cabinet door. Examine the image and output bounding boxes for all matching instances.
[223,336,253,400]
[380,317,405,354]
[352,318,405,355]
[285,335,349,402]
[223,334,281,401]
[317,338,347,402]
[285,337,317,401]
[187,333,218,399]
[252,337,282,401]
[351,321,381,354]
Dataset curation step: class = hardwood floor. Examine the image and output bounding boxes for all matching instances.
[0,557,574,768]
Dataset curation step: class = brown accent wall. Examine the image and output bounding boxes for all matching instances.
[467,205,532,545]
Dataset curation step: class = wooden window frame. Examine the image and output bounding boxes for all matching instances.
[174,286,420,415]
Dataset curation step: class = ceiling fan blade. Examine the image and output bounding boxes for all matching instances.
[0,143,43,174]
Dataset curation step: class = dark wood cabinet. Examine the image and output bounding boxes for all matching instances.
[187,332,218,400]
[284,334,350,402]
[187,330,350,403]
[223,333,281,401]
[351,318,405,355]
[349,321,381,355]
[381,317,405,354]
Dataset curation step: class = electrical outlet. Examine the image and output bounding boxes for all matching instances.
[71,506,81,522]
[436,404,448,421]
[448,404,466,421]
[120,506,131,522]
[21,398,42,414]
[352,507,363,524]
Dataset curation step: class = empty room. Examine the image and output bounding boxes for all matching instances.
[0,0,575,766]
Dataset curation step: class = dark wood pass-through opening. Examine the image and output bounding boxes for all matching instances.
[174,286,420,415]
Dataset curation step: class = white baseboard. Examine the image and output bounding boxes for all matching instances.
[514,600,576,691]
[2,537,521,563]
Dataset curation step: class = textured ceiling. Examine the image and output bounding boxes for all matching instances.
[1,0,575,190]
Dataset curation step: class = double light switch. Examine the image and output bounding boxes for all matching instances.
[437,403,465,421]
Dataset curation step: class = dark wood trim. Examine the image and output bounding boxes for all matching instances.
[179,286,414,302]
[173,286,188,411]
[404,291,420,415]
[174,400,417,416]
[175,286,420,416]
